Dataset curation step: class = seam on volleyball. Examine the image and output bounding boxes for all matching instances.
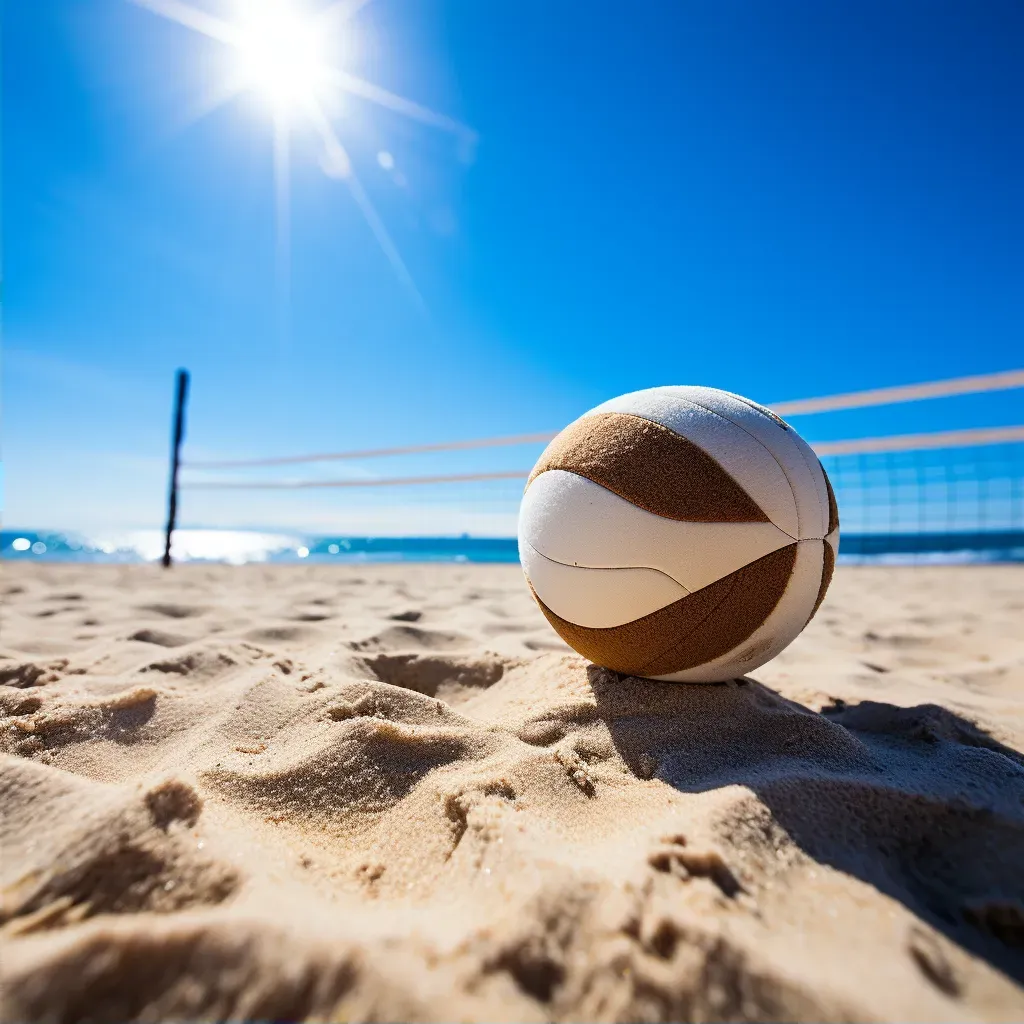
[528,561,688,630]
[522,537,692,596]
[525,414,773,526]
[635,539,800,675]
[718,389,792,431]
[632,564,750,676]
[656,394,808,540]
[523,541,688,627]
[523,413,589,491]
[732,538,819,663]
[803,539,831,628]
[598,404,800,542]
[528,544,798,678]
[656,539,809,678]
[521,476,796,589]
[788,432,829,539]
[534,569,737,653]
[522,462,719,553]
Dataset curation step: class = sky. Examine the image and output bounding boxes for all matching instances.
[4,0,1023,535]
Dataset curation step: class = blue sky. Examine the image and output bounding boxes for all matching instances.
[5,0,1023,534]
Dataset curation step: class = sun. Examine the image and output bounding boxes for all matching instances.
[131,0,476,310]
[233,2,328,112]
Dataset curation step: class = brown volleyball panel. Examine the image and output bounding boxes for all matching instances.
[530,543,798,678]
[822,462,840,535]
[527,411,771,524]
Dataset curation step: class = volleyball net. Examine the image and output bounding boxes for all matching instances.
[171,370,1024,562]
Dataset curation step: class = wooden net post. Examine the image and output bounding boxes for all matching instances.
[162,369,190,568]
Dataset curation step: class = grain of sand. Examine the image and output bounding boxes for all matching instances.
[2,562,1023,1022]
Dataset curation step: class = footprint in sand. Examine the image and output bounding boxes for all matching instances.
[139,647,243,682]
[647,834,743,897]
[360,651,508,703]
[388,610,423,623]
[243,625,323,645]
[0,661,61,688]
[352,625,473,653]
[0,760,238,932]
[136,603,205,620]
[129,628,194,648]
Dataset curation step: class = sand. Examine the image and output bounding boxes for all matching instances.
[2,561,1023,1022]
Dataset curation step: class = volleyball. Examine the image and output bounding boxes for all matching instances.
[518,386,840,682]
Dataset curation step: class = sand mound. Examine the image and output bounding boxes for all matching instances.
[2,562,1023,1022]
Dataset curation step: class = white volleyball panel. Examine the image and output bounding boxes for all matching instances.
[520,469,795,593]
[653,538,825,682]
[654,386,829,540]
[782,429,832,540]
[520,541,688,628]
[711,387,831,540]
[587,391,800,538]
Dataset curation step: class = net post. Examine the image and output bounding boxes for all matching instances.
[162,369,190,568]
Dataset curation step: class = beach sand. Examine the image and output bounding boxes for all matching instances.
[2,561,1023,1022]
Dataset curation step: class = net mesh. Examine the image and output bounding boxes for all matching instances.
[822,440,1024,559]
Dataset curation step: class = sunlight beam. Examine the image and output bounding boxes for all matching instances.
[171,74,246,133]
[306,99,426,313]
[130,0,242,48]
[273,110,293,346]
[316,0,377,31]
[327,68,476,143]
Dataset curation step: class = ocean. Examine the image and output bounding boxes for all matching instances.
[3,528,1023,565]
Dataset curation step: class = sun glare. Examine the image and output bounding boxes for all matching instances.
[234,2,327,111]
[132,0,476,311]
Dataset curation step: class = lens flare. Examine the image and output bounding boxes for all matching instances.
[130,0,477,311]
